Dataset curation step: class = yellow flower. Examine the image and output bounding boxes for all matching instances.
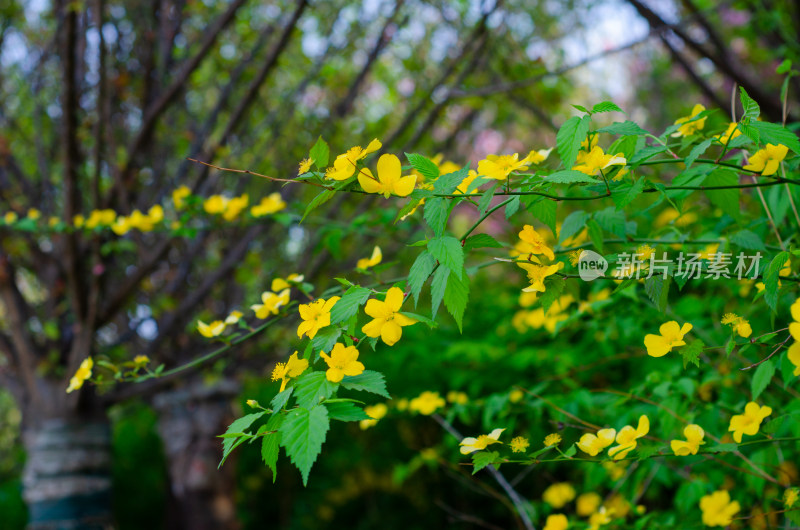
[197,320,226,337]
[576,492,602,517]
[743,143,789,176]
[789,298,800,341]
[85,209,117,229]
[172,185,191,209]
[66,357,93,393]
[542,482,576,509]
[636,244,655,261]
[576,428,617,456]
[568,250,584,267]
[542,513,568,530]
[270,351,308,392]
[361,287,416,346]
[721,313,752,338]
[788,342,800,376]
[319,343,365,383]
[454,169,479,194]
[111,216,132,235]
[671,103,707,137]
[204,195,228,215]
[221,194,248,221]
[271,273,304,291]
[459,428,504,454]
[394,398,408,411]
[246,399,259,408]
[133,355,150,366]
[510,436,530,453]
[298,158,314,174]
[48,216,60,227]
[409,391,445,415]
[3,212,18,224]
[251,289,290,319]
[358,154,416,198]
[477,153,529,180]
[297,296,340,339]
[644,321,693,357]
[571,146,626,176]
[608,415,649,460]
[357,246,382,270]
[699,490,740,527]
[728,401,772,443]
[27,208,41,220]
[251,193,286,217]
[588,507,613,529]
[717,122,742,144]
[509,389,524,403]
[224,310,243,325]
[602,461,625,480]
[544,433,562,447]
[326,139,381,180]
[524,148,552,165]
[359,403,388,430]
[518,262,562,293]
[446,391,468,405]
[784,488,798,508]
[670,424,705,455]
[518,225,555,260]
[580,134,599,152]
[73,214,85,228]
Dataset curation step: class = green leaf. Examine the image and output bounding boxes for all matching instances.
[558,210,588,244]
[279,406,330,486]
[739,87,761,122]
[630,145,668,165]
[572,104,590,113]
[302,189,336,222]
[539,278,565,314]
[220,412,265,468]
[340,370,390,398]
[309,136,330,168]
[472,451,500,475]
[405,153,440,181]
[444,267,470,332]
[430,266,449,318]
[782,349,798,386]
[424,197,449,237]
[330,286,371,325]
[685,138,713,169]
[707,443,738,453]
[594,207,627,238]
[730,230,765,251]
[586,218,604,253]
[545,169,600,184]
[408,251,437,305]
[777,59,792,74]
[597,121,649,136]
[325,401,370,422]
[311,326,342,354]
[613,177,645,210]
[504,195,521,219]
[399,312,438,329]
[433,167,468,194]
[704,169,740,221]
[394,198,422,223]
[644,274,670,313]
[592,101,624,114]
[678,339,704,369]
[556,115,592,168]
[765,251,789,312]
[751,359,775,400]
[271,388,294,415]
[477,183,497,214]
[261,414,284,482]
[751,120,800,153]
[294,371,337,409]
[463,233,502,252]
[428,236,464,279]
[525,198,557,236]
[761,414,786,435]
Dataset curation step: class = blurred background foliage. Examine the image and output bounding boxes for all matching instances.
[1,0,800,528]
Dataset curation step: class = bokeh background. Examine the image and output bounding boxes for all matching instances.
[0,0,797,528]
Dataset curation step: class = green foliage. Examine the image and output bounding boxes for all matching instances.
[279,406,330,486]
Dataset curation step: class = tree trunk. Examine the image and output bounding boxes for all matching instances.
[22,416,113,530]
[152,379,240,530]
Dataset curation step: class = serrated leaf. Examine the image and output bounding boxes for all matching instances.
[592,101,624,114]
[598,121,649,136]
[594,207,627,238]
[430,266,449,318]
[405,153,439,181]
[751,120,800,153]
[707,443,738,453]
[477,183,497,214]
[751,359,775,400]
[220,412,265,468]
[399,312,437,329]
[765,252,789,311]
[504,195,521,219]
[761,414,786,435]
[311,326,342,354]
[558,210,588,244]
[463,233,502,252]
[302,189,336,222]
[546,169,600,184]
[428,236,464,279]
[279,406,330,486]
[586,219,604,253]
[309,136,329,168]
[325,401,370,422]
[340,370,390,398]
[525,198,557,236]
[630,145,668,165]
[471,451,500,475]
[271,387,294,415]
[685,138,713,169]
[613,177,645,210]
[424,196,449,237]
[730,230,765,251]
[444,267,469,332]
[644,274,670,313]
[739,87,761,122]
[261,414,284,482]
[557,115,592,168]
[434,167,468,194]
[330,286,371,325]
[294,371,337,409]
[704,169,740,221]
[408,251,436,305]
[678,339,704,369]
[539,278,565,314]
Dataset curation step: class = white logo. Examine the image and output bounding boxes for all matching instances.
[578,250,608,281]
